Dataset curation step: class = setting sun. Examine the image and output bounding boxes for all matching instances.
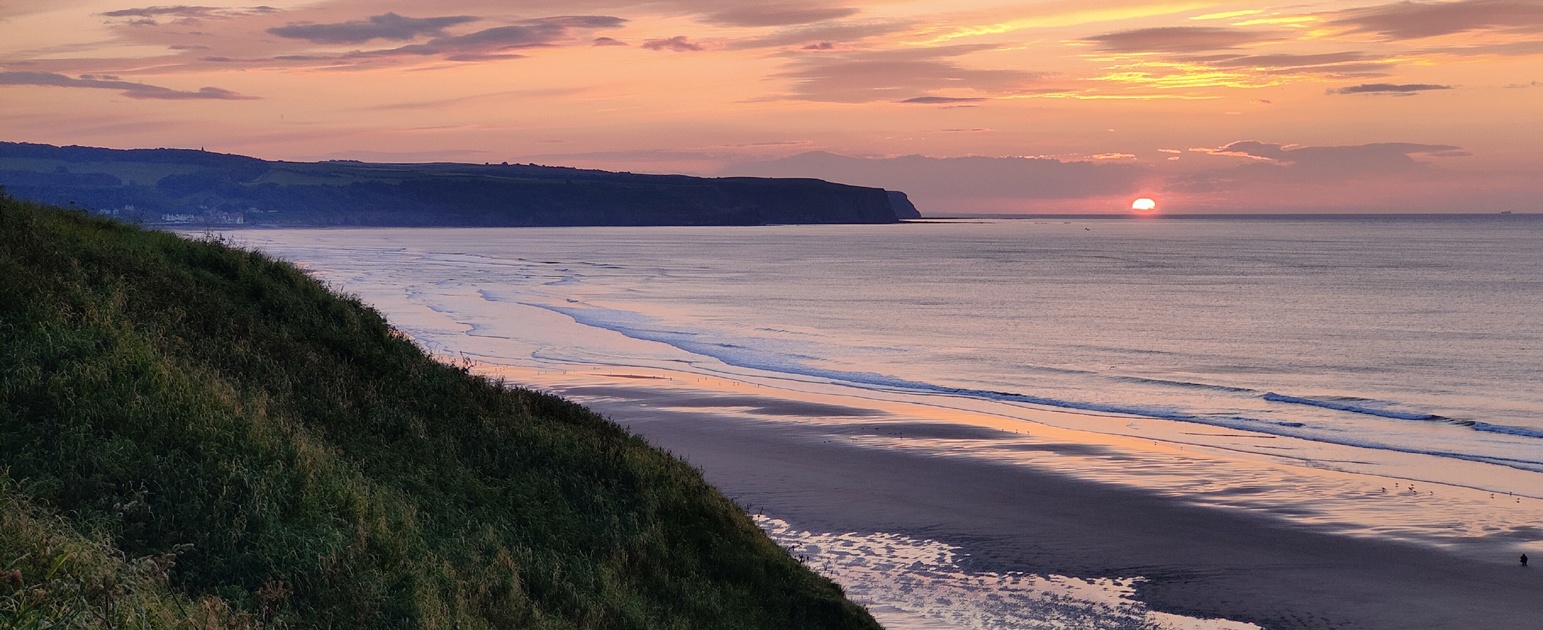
[5,0,1543,625]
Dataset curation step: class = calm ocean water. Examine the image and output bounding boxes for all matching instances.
[225,215,1541,628]
[231,215,1543,488]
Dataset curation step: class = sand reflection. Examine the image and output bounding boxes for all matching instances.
[754,516,1260,630]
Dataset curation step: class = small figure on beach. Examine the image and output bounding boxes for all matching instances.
[1523,554,1529,567]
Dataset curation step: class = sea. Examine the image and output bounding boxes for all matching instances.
[220,214,1543,629]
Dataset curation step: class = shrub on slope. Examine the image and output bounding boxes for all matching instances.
[0,197,880,629]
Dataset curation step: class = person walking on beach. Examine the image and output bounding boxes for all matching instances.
[1523,554,1529,567]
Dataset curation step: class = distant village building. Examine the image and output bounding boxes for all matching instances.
[157,210,245,225]
[210,210,245,225]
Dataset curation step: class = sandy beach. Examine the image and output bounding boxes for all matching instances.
[555,380,1543,630]
[227,226,1543,629]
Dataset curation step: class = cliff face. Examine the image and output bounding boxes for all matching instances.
[887,190,922,219]
[0,142,920,226]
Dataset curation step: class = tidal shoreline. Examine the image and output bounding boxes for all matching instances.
[224,225,1543,628]
[543,378,1543,629]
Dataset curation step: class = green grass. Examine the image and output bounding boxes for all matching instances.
[0,158,199,186]
[2,475,253,629]
[0,196,881,629]
[251,167,377,187]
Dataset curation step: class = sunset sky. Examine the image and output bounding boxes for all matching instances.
[3,0,1540,213]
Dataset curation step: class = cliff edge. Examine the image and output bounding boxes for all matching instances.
[0,142,922,227]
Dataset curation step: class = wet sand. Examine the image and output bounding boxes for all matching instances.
[573,386,1543,630]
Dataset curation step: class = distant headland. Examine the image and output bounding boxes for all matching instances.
[0,142,922,227]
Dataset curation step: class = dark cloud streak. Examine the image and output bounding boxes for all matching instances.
[1329,0,1543,40]
[340,16,624,61]
[267,13,479,44]
[700,4,859,27]
[0,71,256,99]
[900,96,986,104]
[1185,51,1396,79]
[773,45,1048,102]
[1327,83,1453,95]
[641,36,706,52]
[1208,52,1370,68]
[101,5,278,21]
[724,19,911,50]
[1082,26,1278,53]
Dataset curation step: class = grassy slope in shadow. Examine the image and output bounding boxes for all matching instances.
[0,196,881,629]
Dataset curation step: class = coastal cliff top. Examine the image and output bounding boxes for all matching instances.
[0,194,881,629]
[0,141,922,227]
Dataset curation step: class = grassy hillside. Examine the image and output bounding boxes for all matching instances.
[0,196,881,629]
